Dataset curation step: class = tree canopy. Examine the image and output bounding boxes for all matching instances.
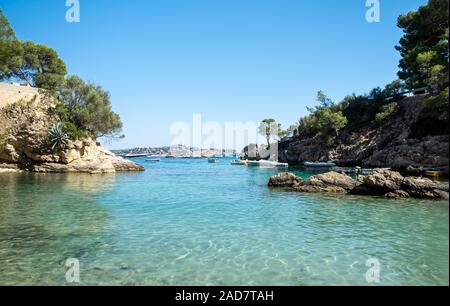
[0,10,66,90]
[396,0,449,89]
[396,0,449,137]
[56,75,124,140]
[258,118,281,147]
[0,9,15,41]
[296,91,348,147]
[0,11,124,142]
[0,40,67,90]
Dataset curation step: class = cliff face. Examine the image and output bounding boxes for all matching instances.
[0,84,144,174]
[0,83,42,108]
[251,95,448,173]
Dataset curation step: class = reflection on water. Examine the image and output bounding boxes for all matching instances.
[0,160,448,285]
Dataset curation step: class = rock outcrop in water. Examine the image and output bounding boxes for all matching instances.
[351,170,449,200]
[0,85,144,174]
[269,170,449,200]
[296,171,356,194]
[268,172,302,188]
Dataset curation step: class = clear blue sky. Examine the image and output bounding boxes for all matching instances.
[1,0,427,149]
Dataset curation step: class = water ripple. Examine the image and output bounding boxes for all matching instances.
[0,160,448,285]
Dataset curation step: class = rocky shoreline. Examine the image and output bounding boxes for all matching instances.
[269,170,449,200]
[0,88,144,174]
[0,138,144,174]
[242,95,449,176]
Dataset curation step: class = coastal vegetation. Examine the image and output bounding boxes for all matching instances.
[298,91,348,147]
[396,0,449,90]
[397,0,449,138]
[263,0,449,200]
[0,10,66,91]
[275,0,449,146]
[55,75,124,140]
[0,9,142,173]
[258,119,280,148]
[0,9,15,41]
[0,9,123,145]
[253,0,449,174]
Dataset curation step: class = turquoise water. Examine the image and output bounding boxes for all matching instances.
[0,158,448,286]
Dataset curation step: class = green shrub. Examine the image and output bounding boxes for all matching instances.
[375,102,398,124]
[410,87,449,138]
[298,106,348,147]
[64,121,85,140]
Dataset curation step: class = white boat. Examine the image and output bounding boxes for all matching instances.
[247,160,261,167]
[335,167,357,174]
[247,160,289,168]
[230,160,246,165]
[147,154,164,158]
[304,161,336,168]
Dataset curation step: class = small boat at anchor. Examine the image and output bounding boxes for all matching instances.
[425,170,445,178]
[230,160,247,165]
[304,161,336,168]
[247,160,289,168]
[146,158,160,162]
[208,158,219,164]
[125,153,147,158]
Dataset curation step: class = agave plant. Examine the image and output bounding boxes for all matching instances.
[48,122,69,151]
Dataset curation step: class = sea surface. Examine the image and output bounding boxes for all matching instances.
[0,158,448,285]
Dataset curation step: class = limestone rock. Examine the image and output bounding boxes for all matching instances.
[400,176,449,200]
[0,163,22,173]
[268,170,449,201]
[385,190,411,199]
[352,170,449,200]
[0,94,144,174]
[296,171,356,193]
[357,170,404,194]
[61,149,81,164]
[268,172,302,188]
